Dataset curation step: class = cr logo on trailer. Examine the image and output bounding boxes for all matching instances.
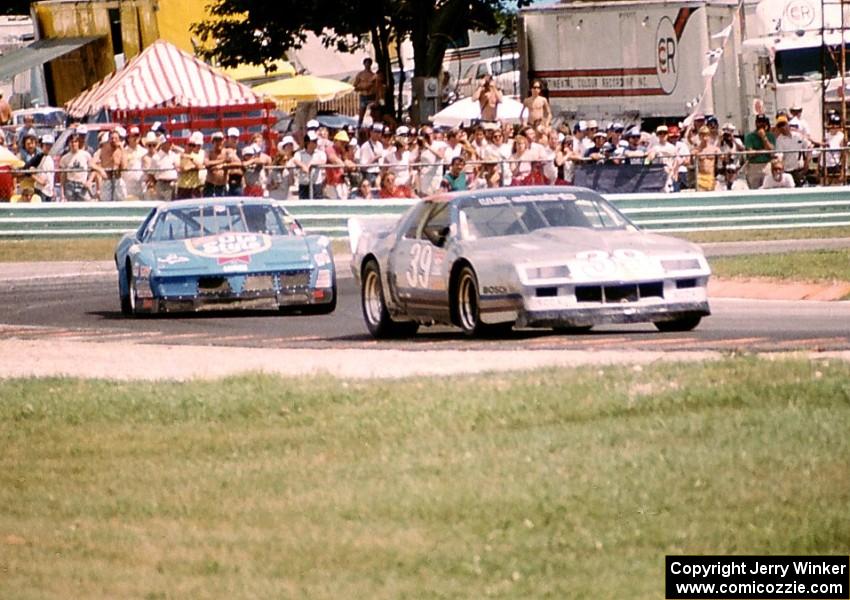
[656,16,679,95]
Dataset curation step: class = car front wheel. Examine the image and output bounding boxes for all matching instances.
[654,314,702,332]
[361,260,418,338]
[454,265,512,337]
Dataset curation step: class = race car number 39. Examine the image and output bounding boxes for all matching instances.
[185,232,272,258]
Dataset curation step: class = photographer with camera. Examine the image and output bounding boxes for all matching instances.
[472,74,502,122]
[410,126,444,196]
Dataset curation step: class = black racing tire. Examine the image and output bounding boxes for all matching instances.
[122,267,138,317]
[361,260,419,339]
[454,265,512,337]
[294,285,338,315]
[119,274,132,316]
[654,314,703,332]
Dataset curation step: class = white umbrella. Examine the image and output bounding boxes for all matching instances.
[430,96,525,128]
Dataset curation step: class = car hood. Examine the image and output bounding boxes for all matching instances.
[144,233,315,274]
[465,227,702,262]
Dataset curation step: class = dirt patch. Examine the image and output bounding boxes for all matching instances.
[709,277,850,301]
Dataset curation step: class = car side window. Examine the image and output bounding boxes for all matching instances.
[402,203,434,239]
[476,63,489,79]
[420,203,452,246]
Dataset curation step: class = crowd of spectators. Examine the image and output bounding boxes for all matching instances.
[0,89,840,202]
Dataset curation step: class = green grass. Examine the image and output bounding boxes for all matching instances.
[0,238,351,262]
[1,358,848,599]
[675,225,850,244]
[0,238,120,262]
[710,248,850,283]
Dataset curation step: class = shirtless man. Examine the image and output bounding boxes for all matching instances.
[91,129,127,201]
[353,58,378,128]
[522,79,551,127]
[472,75,503,122]
[693,125,720,192]
[204,131,228,196]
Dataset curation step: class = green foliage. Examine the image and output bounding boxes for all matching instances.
[1,359,849,598]
[2,0,30,16]
[191,0,529,116]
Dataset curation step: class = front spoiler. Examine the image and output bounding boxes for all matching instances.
[517,301,711,328]
[135,288,335,313]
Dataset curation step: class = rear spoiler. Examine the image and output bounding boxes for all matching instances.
[347,215,403,254]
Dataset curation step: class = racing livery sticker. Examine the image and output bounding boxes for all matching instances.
[184,232,272,265]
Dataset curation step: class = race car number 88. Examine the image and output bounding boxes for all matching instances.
[406,244,432,288]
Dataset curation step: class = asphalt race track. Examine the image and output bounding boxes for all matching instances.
[2,272,850,353]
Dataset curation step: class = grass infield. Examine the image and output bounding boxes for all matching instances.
[1,358,848,598]
[709,248,850,283]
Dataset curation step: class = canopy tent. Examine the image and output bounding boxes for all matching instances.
[430,96,524,128]
[0,36,102,82]
[65,40,264,118]
[253,75,353,103]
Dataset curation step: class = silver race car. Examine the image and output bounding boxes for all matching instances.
[348,186,710,338]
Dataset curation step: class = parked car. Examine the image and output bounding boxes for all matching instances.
[115,197,337,316]
[10,106,67,140]
[349,186,710,338]
[457,53,519,98]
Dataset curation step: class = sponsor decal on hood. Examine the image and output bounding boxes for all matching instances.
[184,232,272,266]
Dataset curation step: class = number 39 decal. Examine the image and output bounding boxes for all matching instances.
[405,244,433,287]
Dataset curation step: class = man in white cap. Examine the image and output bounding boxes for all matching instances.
[788,104,810,140]
[91,128,127,201]
[223,127,244,195]
[269,136,297,200]
[33,134,55,202]
[122,125,146,199]
[151,133,178,200]
[293,130,326,199]
[203,131,229,196]
[242,144,271,196]
[140,131,160,199]
[175,131,205,199]
[356,122,385,185]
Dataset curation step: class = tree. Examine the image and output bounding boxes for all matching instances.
[3,0,31,16]
[192,0,527,120]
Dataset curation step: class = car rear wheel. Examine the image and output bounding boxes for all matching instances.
[654,314,702,332]
[361,260,418,338]
[119,274,132,316]
[455,265,512,337]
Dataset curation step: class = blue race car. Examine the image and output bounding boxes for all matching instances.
[115,197,336,316]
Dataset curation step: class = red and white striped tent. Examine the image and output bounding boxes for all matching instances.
[66,40,264,118]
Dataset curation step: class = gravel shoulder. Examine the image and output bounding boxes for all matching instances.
[0,338,724,380]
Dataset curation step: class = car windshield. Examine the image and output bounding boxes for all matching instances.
[457,191,631,239]
[146,203,296,242]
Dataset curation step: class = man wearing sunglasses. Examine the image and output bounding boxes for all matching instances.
[522,79,551,128]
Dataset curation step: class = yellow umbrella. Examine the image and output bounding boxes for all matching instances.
[221,59,295,82]
[0,146,24,168]
[253,75,354,103]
